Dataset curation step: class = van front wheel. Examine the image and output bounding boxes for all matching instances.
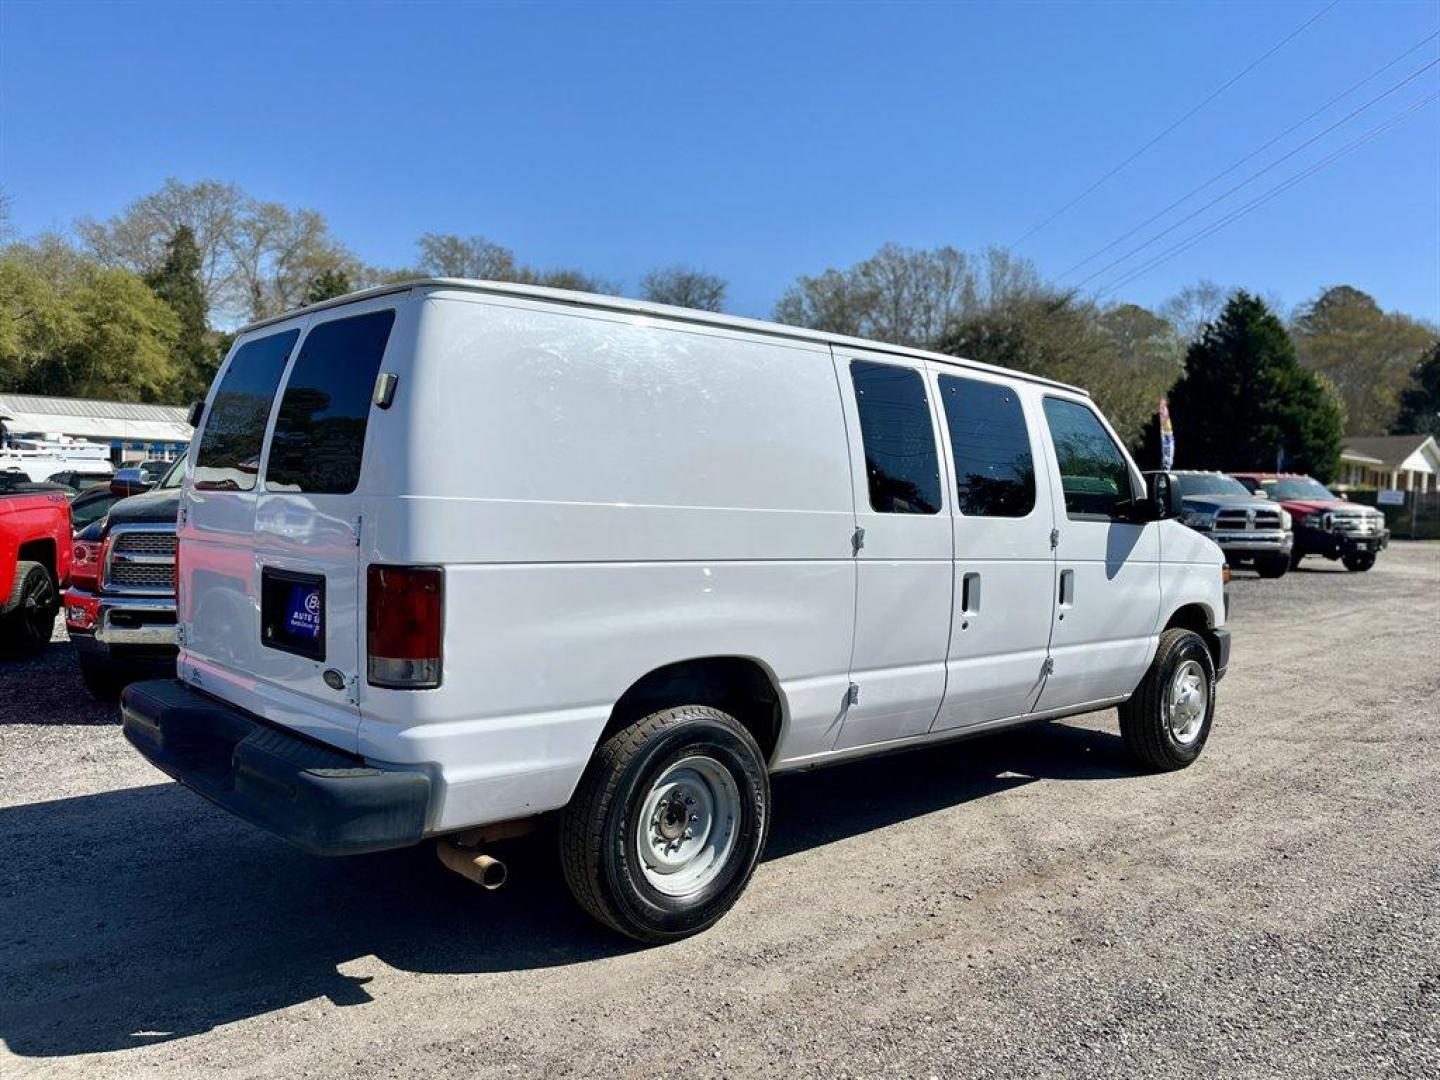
[559,705,770,943]
[1118,628,1216,771]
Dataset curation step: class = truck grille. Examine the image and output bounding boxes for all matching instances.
[1214,507,1285,531]
[106,528,177,593]
[1330,512,1381,536]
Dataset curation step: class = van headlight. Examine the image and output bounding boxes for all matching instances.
[1181,510,1215,529]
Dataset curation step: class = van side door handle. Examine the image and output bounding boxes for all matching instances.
[1058,568,1075,607]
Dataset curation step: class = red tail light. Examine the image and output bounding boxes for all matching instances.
[367,566,442,689]
[71,538,105,591]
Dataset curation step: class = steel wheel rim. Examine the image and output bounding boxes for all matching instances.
[1166,659,1208,745]
[635,754,741,898]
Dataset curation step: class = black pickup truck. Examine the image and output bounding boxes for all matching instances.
[64,462,181,698]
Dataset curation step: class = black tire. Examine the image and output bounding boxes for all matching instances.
[78,651,123,701]
[1118,628,1217,772]
[1342,553,1376,572]
[0,561,57,657]
[559,705,770,944]
[1256,555,1290,579]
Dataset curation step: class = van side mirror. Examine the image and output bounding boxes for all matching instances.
[186,400,205,429]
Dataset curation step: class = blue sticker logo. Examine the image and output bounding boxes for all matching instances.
[286,586,322,639]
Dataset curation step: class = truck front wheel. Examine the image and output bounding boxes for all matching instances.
[1256,555,1290,579]
[78,651,123,701]
[0,561,57,656]
[1118,628,1216,772]
[559,705,770,943]
[1342,553,1376,572]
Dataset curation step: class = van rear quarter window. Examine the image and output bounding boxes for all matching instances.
[265,309,396,495]
[849,360,941,515]
[193,329,300,491]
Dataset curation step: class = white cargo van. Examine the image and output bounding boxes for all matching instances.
[123,279,1230,942]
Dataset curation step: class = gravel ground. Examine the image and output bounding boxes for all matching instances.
[1,543,1437,1079]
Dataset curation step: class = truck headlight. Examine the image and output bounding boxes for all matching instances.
[1280,509,1292,530]
[1181,510,1215,529]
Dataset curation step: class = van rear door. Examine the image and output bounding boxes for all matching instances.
[181,299,402,753]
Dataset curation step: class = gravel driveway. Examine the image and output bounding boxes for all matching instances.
[2,543,1437,1078]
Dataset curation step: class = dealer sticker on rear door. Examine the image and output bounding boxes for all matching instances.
[287,583,323,641]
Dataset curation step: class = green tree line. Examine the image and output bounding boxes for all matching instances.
[2,179,1436,479]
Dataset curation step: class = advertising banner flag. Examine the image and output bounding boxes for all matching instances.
[1159,397,1175,470]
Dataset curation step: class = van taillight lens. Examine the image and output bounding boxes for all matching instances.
[367,566,442,689]
[71,539,104,590]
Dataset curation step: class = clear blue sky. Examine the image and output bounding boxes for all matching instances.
[3,0,1437,323]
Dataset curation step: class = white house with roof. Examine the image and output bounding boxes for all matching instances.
[1338,434,1440,493]
[0,393,192,465]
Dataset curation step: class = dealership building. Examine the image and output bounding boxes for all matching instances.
[0,393,192,464]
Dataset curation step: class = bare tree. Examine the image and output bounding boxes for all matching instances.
[639,266,726,311]
[416,233,519,280]
[77,179,245,310]
[1159,279,1229,343]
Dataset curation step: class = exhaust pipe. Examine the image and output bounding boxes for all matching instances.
[436,840,508,890]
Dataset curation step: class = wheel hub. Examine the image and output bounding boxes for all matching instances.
[635,757,740,897]
[1166,659,1208,745]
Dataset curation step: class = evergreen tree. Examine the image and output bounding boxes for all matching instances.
[303,267,353,305]
[145,225,216,401]
[1390,340,1440,437]
[1155,292,1343,480]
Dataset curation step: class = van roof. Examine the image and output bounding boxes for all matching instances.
[238,278,1090,396]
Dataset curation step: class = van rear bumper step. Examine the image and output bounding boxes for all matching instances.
[121,679,430,856]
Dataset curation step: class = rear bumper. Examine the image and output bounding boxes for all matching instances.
[121,679,431,856]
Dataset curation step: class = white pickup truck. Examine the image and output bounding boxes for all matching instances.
[123,279,1230,942]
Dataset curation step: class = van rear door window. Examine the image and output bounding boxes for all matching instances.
[265,309,396,495]
[849,359,942,515]
[193,329,300,491]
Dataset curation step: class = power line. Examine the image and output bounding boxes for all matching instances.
[1069,56,1440,290]
[1093,91,1440,299]
[1058,29,1440,280]
[1011,0,1340,247]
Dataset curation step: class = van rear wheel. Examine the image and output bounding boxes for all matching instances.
[559,705,770,943]
[1118,628,1216,772]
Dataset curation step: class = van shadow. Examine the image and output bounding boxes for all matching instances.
[0,719,1135,1059]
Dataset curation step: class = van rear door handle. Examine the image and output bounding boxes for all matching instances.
[1059,569,1075,606]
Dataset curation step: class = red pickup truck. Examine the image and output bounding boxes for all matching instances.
[0,476,72,654]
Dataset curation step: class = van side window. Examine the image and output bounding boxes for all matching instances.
[193,329,300,491]
[938,375,1035,517]
[850,360,941,515]
[265,309,397,495]
[1041,397,1135,520]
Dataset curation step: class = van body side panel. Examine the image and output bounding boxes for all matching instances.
[1156,520,1227,633]
[354,294,857,829]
